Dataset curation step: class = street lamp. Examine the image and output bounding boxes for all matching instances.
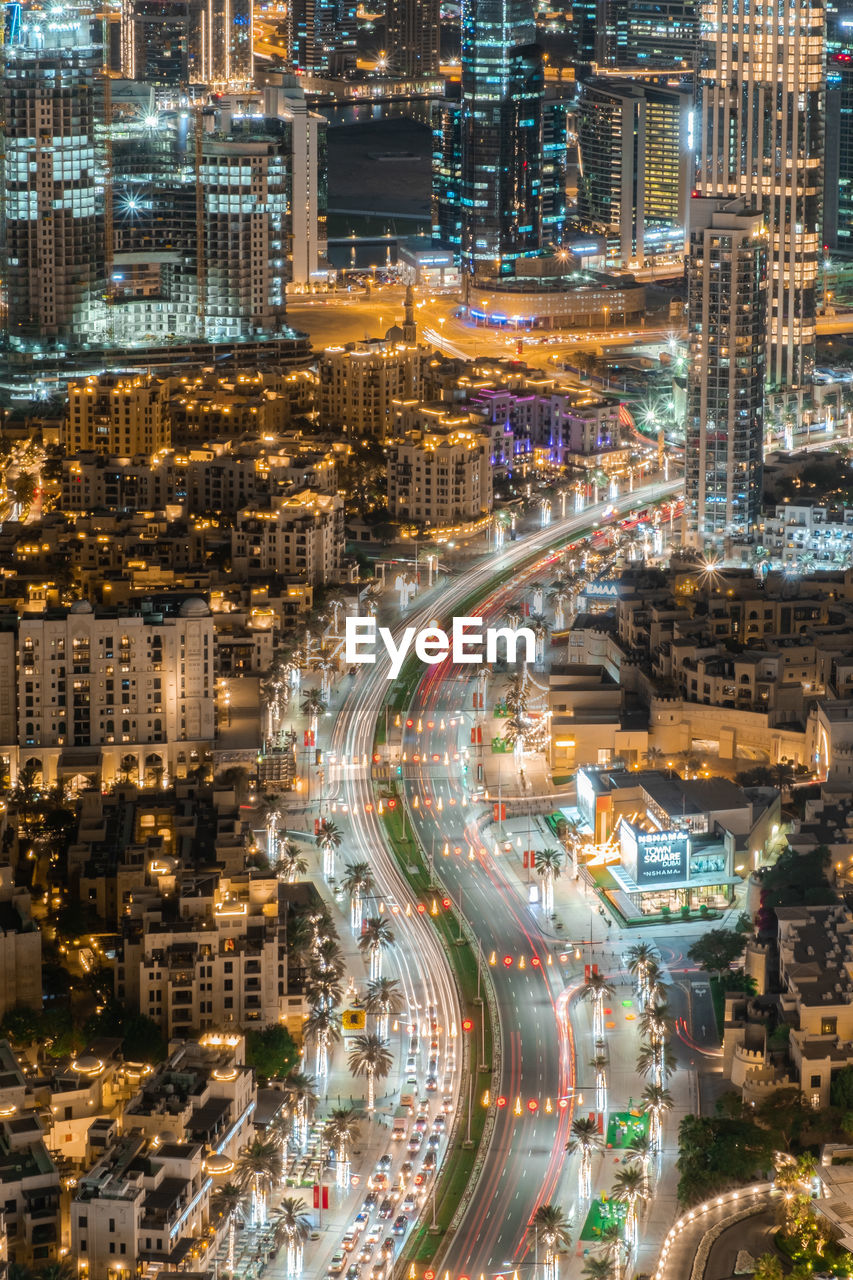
[437,316,446,355]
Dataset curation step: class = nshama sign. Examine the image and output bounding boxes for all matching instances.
[620,821,690,885]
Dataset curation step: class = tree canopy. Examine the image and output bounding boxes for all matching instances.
[245,1024,299,1081]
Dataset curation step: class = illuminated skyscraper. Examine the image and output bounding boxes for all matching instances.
[386,0,440,76]
[577,78,691,267]
[459,0,545,279]
[696,0,824,389]
[1,8,106,353]
[121,0,252,83]
[685,198,767,550]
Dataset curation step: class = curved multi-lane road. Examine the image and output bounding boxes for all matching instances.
[326,478,680,1275]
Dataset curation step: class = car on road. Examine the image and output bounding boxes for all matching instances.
[400,1160,413,1182]
[423,1150,437,1170]
[328,1254,346,1276]
[405,1070,418,1085]
[381,1239,395,1261]
[370,1267,385,1280]
[405,1055,417,1072]
[342,1234,357,1253]
[366,1226,381,1246]
[414,1115,428,1133]
[432,1115,445,1132]
[427,1133,441,1149]
[430,1038,439,1053]
[407,1133,423,1153]
[371,1172,388,1191]
[378,1197,394,1219]
[362,1193,378,1212]
[425,1075,438,1091]
[442,1095,454,1113]
[392,1215,408,1235]
[354,1212,369,1229]
[428,1057,438,1075]
[345,1266,361,1280]
[376,1154,392,1171]
[357,1244,373,1264]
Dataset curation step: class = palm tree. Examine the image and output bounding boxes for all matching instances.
[304,1005,341,1078]
[347,1033,393,1111]
[548,577,573,630]
[275,838,308,884]
[271,1196,312,1277]
[502,711,529,762]
[358,916,395,980]
[324,1107,361,1189]
[258,794,284,862]
[566,1115,602,1199]
[635,1041,676,1087]
[235,1139,282,1227]
[305,967,343,1012]
[267,1109,292,1170]
[627,1131,653,1181]
[504,670,529,716]
[340,860,375,932]
[283,1070,318,1152]
[316,817,342,878]
[212,1182,245,1274]
[581,1258,615,1280]
[590,1053,608,1113]
[598,1222,628,1280]
[612,1162,647,1250]
[33,1264,76,1280]
[530,1204,572,1280]
[625,942,659,1005]
[638,1000,672,1047]
[535,847,563,913]
[639,1084,673,1150]
[300,689,326,738]
[580,972,615,1040]
[361,975,404,1038]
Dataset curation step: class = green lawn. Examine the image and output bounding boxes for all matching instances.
[580,1198,627,1240]
[605,1110,649,1149]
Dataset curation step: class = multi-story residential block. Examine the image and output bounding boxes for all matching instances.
[65,375,171,456]
[386,421,493,529]
[121,0,252,81]
[231,491,344,583]
[696,0,824,390]
[685,198,767,549]
[761,502,853,570]
[122,1034,255,1154]
[1,10,106,353]
[12,598,214,788]
[386,0,439,75]
[0,1042,61,1269]
[117,873,300,1036]
[0,866,42,1022]
[318,343,428,439]
[70,1132,216,1278]
[576,79,692,267]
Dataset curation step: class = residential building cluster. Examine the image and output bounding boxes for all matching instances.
[552,563,853,775]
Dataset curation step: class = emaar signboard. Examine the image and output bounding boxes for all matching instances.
[620,821,690,885]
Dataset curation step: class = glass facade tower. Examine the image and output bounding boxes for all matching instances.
[459,0,545,280]
[685,198,768,550]
[696,0,824,390]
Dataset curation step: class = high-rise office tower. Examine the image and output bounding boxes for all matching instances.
[121,0,252,83]
[696,0,824,389]
[385,0,440,76]
[577,79,691,267]
[572,0,624,64]
[2,8,106,353]
[287,0,358,71]
[824,2,853,255]
[685,199,767,550]
[623,0,696,67]
[459,0,545,279]
[433,102,464,254]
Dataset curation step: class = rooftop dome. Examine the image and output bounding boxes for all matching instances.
[69,600,94,614]
[179,597,210,617]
